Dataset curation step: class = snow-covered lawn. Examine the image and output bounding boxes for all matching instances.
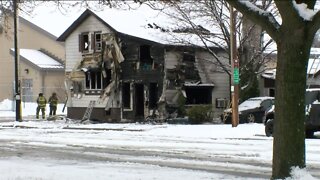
[0,99,319,180]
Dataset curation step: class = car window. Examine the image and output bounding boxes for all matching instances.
[261,100,272,110]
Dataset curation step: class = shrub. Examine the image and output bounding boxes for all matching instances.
[186,105,213,124]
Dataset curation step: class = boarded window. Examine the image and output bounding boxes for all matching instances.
[79,32,89,52]
[122,83,131,109]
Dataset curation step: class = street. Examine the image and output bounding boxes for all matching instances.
[0,120,319,179]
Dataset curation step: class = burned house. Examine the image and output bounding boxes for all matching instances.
[57,7,230,122]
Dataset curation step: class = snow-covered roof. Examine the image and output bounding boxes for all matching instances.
[262,57,320,79]
[10,49,64,70]
[57,4,224,47]
[261,69,276,80]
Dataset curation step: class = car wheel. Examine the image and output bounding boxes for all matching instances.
[247,114,255,123]
[265,119,273,137]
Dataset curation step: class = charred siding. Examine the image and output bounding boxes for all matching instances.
[119,39,164,121]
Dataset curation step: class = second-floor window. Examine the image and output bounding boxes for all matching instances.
[183,52,195,62]
[139,45,153,70]
[79,32,89,53]
[93,32,102,52]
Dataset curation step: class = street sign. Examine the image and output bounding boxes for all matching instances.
[233,68,239,84]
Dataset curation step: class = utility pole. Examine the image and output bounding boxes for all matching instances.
[13,0,22,122]
[230,5,239,127]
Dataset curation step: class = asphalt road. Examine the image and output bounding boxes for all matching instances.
[0,125,319,179]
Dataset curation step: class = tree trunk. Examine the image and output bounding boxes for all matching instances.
[273,30,313,178]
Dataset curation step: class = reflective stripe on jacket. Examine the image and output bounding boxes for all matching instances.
[37,96,47,108]
[49,96,58,106]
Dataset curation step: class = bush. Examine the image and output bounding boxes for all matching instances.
[186,105,213,124]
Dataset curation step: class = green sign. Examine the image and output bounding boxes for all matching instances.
[233,68,239,84]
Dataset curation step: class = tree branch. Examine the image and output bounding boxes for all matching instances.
[307,6,320,35]
[225,0,280,42]
[274,1,300,26]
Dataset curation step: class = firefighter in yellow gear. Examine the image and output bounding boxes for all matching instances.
[36,93,47,119]
[48,92,58,116]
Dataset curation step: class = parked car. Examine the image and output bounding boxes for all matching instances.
[265,88,320,138]
[221,97,274,124]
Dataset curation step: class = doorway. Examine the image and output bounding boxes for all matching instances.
[135,84,144,117]
[149,83,158,109]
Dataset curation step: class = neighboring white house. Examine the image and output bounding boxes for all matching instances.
[260,47,320,97]
[57,6,230,122]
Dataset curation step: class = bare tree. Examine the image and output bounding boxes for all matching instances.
[227,0,320,179]
[144,0,276,101]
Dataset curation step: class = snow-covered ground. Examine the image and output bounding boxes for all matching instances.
[0,99,319,180]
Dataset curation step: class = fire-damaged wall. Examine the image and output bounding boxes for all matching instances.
[119,39,165,121]
[162,47,230,119]
[59,9,231,122]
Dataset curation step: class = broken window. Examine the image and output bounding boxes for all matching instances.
[182,52,195,62]
[122,82,131,109]
[79,32,89,53]
[85,71,104,90]
[269,88,275,97]
[92,32,102,52]
[149,83,158,109]
[185,86,213,105]
[140,45,153,70]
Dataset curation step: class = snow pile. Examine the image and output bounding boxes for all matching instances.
[0,99,13,111]
[285,167,316,180]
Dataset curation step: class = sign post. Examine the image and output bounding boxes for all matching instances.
[230,5,239,127]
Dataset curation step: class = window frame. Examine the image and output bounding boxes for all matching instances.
[84,71,105,95]
[79,32,90,53]
[216,98,228,108]
[94,31,102,52]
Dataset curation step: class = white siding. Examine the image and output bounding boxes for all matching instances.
[65,15,113,72]
[164,51,180,69]
[195,51,230,118]
[69,95,107,108]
